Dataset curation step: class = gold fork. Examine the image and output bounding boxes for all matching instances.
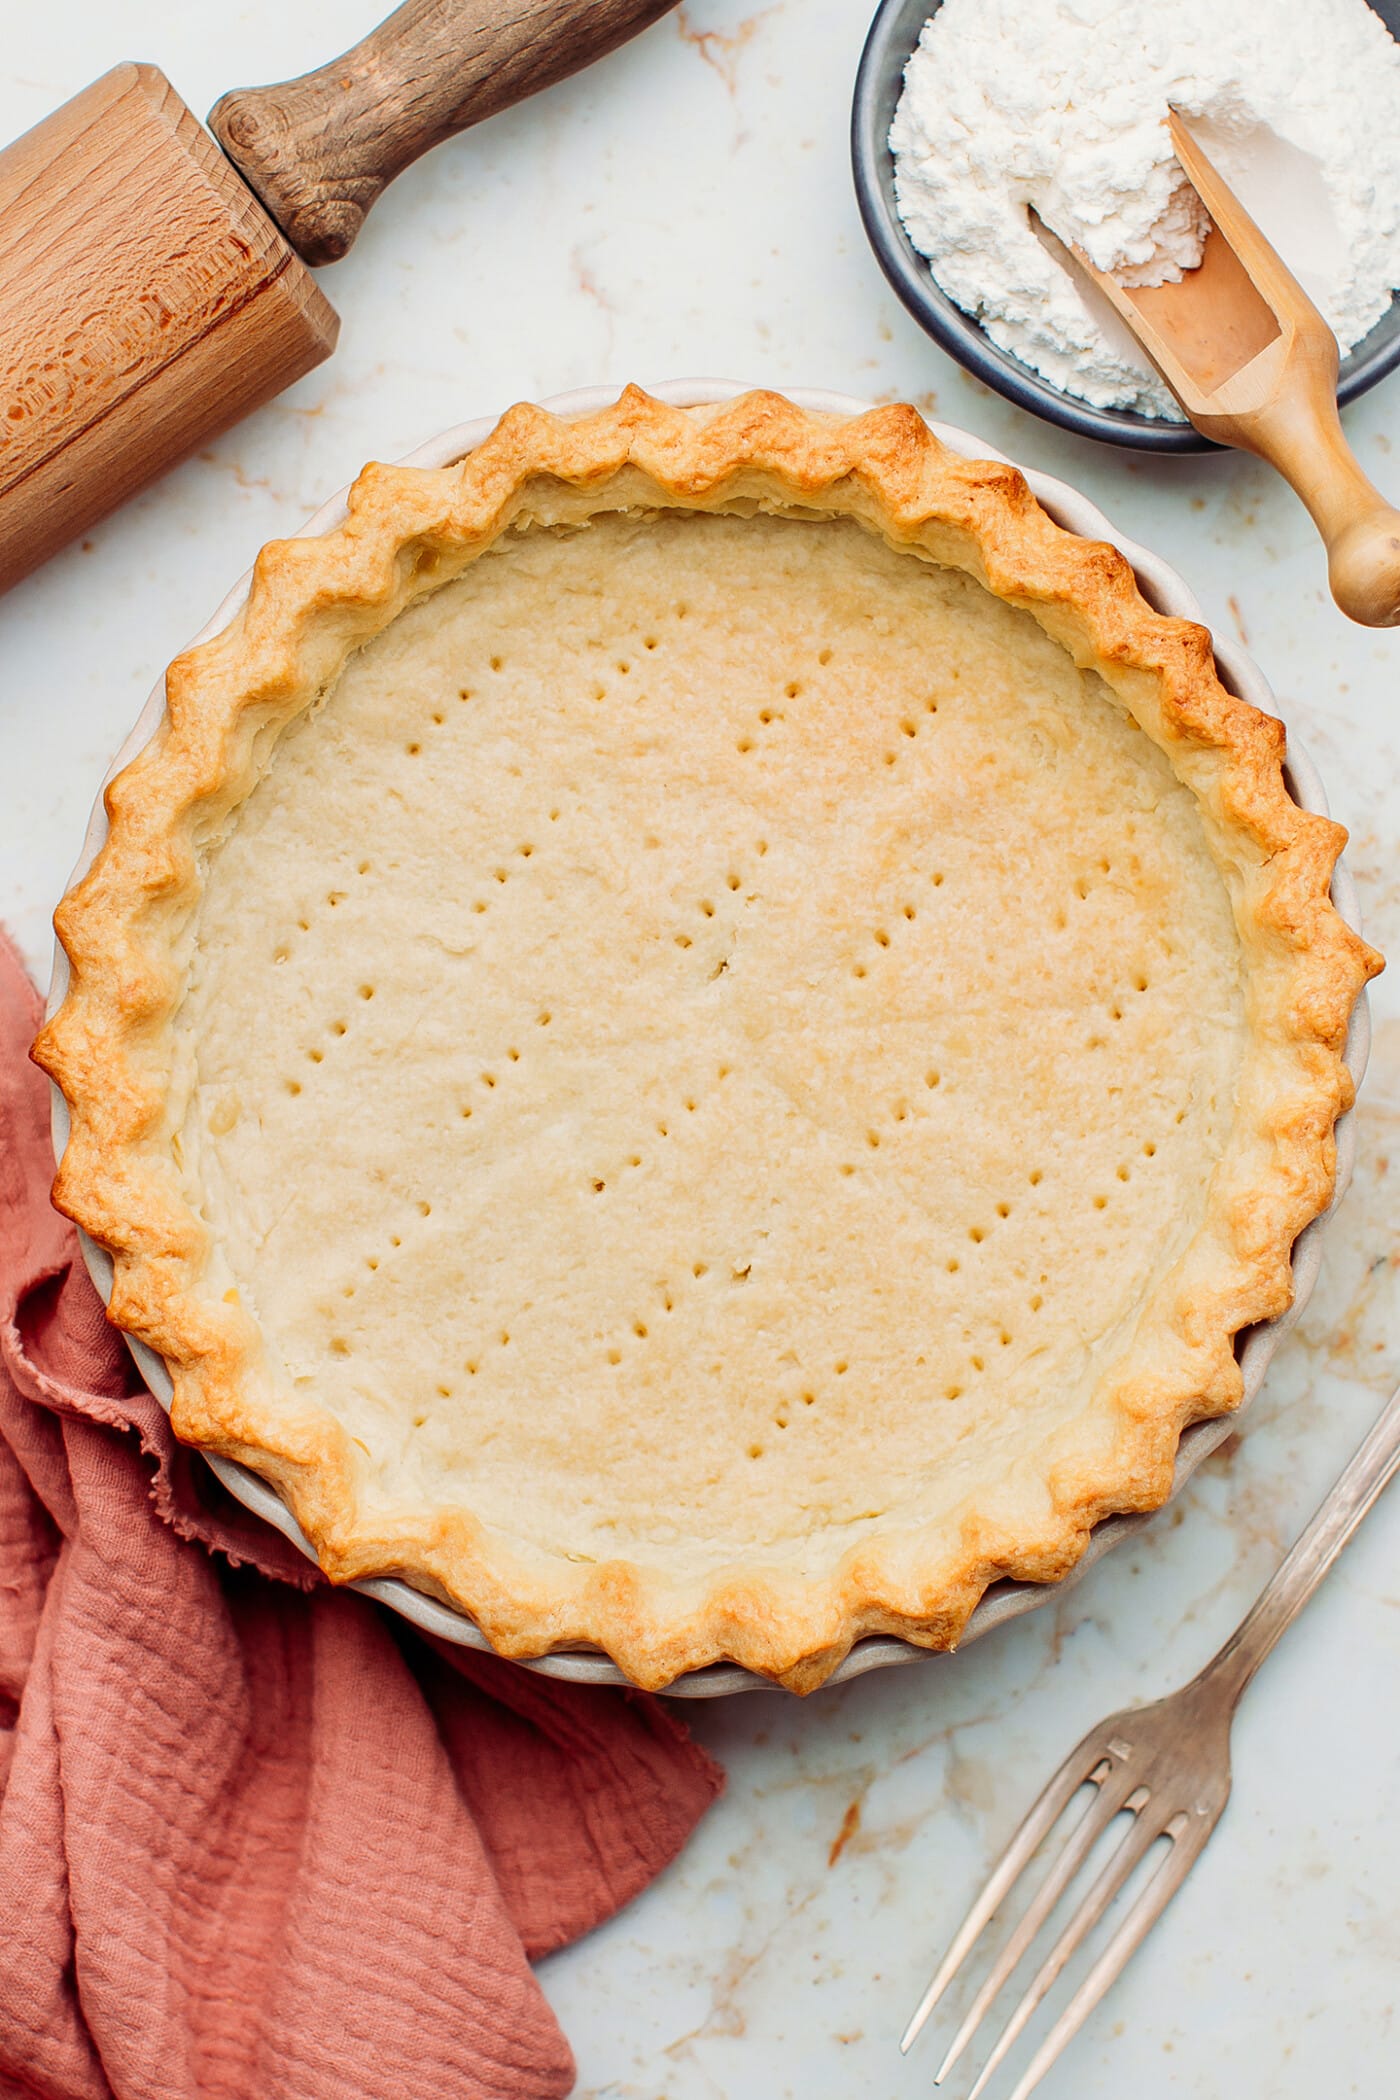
[901,1378,1400,2100]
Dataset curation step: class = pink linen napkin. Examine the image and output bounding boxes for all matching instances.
[0,927,722,2100]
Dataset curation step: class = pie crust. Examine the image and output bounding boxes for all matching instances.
[35,389,1381,1691]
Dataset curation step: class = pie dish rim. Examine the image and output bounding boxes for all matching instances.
[37,380,1378,1695]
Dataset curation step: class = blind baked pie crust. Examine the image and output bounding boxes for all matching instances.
[36,389,1380,1691]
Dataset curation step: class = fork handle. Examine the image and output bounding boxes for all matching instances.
[1197,1381,1400,1711]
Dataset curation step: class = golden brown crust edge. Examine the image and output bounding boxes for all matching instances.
[34,387,1382,1692]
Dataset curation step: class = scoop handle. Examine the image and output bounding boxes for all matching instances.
[1239,385,1400,629]
[210,0,677,266]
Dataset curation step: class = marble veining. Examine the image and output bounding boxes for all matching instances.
[1,5,1396,2094]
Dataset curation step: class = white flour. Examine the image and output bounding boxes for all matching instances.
[889,0,1400,418]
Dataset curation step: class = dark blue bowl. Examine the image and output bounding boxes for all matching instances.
[852,0,1400,453]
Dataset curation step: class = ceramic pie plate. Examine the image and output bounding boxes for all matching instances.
[46,380,1372,1698]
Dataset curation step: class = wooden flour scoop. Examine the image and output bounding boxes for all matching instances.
[1053,112,1400,628]
[0,0,675,594]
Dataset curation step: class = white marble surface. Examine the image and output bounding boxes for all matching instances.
[2,6,1397,2096]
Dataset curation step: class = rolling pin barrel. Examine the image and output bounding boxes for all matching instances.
[0,1,676,592]
[210,0,678,266]
[0,65,338,597]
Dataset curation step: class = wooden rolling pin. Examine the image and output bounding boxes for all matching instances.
[0,0,676,594]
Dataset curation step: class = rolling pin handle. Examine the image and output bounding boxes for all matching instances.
[210,0,678,268]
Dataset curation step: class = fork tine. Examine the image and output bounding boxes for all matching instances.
[1002,1811,1207,2100]
[961,1789,1165,2100]
[933,1759,1141,2087]
[900,1745,1114,2054]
